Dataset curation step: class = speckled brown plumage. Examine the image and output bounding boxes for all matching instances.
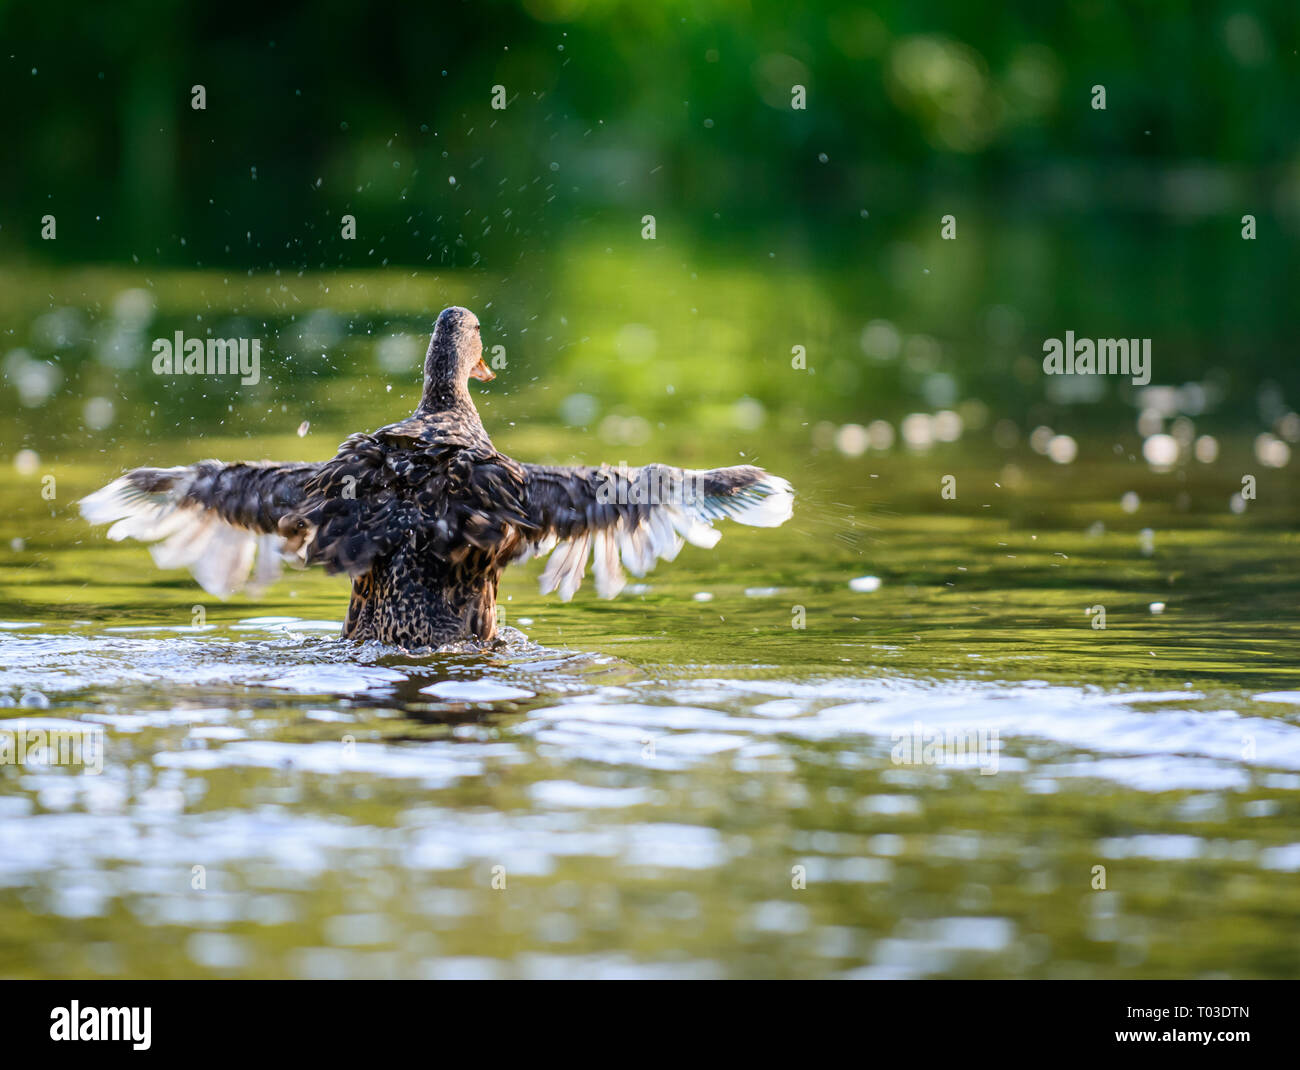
[81,306,794,648]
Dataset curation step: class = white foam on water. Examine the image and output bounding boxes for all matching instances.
[420,680,534,701]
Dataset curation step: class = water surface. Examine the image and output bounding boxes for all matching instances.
[2,264,1299,978]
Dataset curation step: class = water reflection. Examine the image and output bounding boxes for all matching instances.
[3,579,1300,978]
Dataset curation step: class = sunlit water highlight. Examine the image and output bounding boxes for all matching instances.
[3,256,1299,976]
[3,431,1300,978]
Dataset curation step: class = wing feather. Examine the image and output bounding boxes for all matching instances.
[80,462,316,598]
[517,463,793,600]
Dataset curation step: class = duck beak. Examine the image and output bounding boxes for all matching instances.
[470,358,495,382]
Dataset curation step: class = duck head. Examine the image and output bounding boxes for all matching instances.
[423,306,494,392]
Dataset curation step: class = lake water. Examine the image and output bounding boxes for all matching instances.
[2,262,1299,978]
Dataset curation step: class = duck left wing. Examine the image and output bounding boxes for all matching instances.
[516,462,794,600]
[80,461,320,597]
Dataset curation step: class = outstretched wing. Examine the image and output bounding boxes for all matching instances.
[517,463,793,600]
[79,461,319,597]
[82,430,534,599]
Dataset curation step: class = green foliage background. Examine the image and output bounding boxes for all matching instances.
[1,1,1297,426]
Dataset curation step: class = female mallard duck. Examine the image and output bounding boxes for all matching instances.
[80,307,794,647]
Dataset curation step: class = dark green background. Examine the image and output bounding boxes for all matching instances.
[1,1,1297,425]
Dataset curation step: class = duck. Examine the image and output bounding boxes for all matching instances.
[80,307,795,648]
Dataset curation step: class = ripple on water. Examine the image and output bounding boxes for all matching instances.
[3,611,1300,977]
[419,681,534,701]
[263,665,409,695]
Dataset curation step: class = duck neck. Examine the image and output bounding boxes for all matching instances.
[417,334,480,417]
[418,377,475,415]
